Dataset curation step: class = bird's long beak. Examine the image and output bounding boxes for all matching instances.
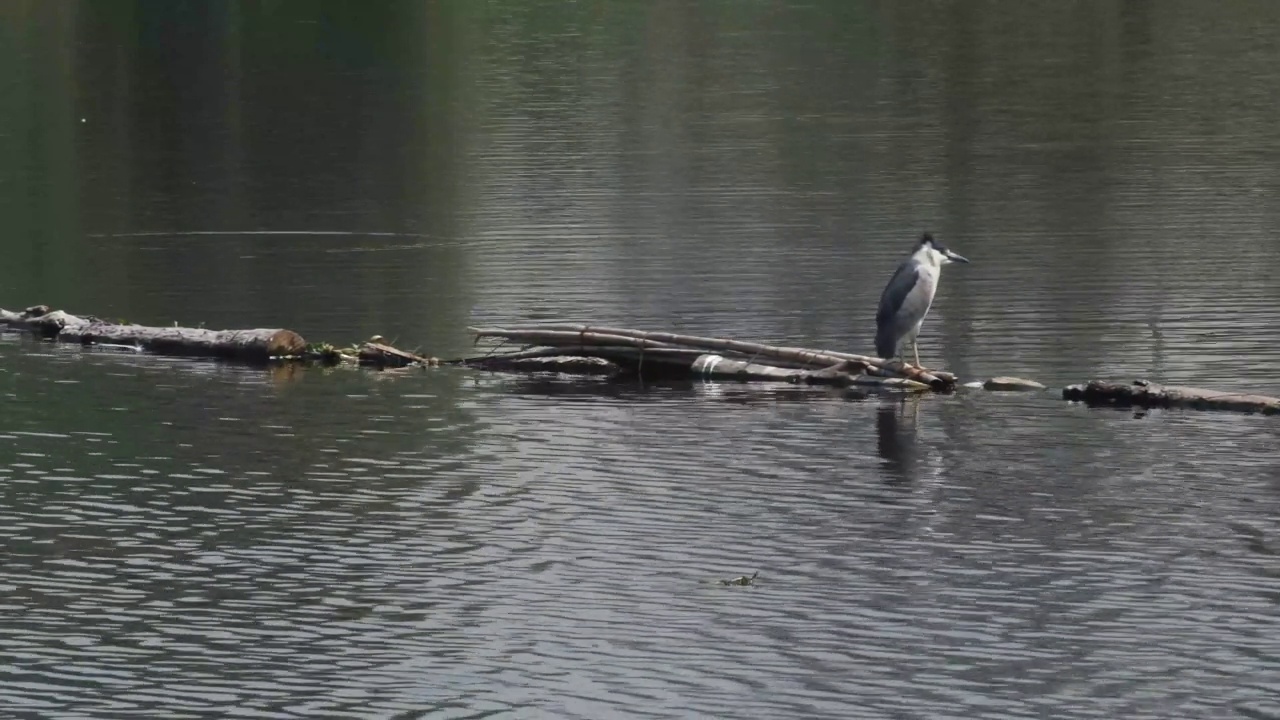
[944,249,969,263]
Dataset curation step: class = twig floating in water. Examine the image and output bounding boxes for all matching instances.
[719,571,760,586]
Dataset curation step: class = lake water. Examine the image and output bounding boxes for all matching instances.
[2,2,1280,718]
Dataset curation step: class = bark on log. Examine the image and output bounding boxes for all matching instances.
[1063,379,1280,415]
[1,306,306,364]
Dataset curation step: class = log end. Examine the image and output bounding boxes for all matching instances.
[879,360,952,391]
[266,329,308,357]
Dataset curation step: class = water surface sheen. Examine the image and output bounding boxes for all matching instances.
[3,2,1280,719]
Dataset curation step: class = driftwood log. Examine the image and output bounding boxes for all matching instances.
[1063,379,1280,415]
[466,324,956,390]
[1,305,306,364]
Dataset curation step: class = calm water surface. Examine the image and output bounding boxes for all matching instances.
[2,2,1280,718]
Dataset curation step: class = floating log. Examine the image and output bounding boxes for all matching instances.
[1,305,306,364]
[1063,379,1280,415]
[468,324,955,390]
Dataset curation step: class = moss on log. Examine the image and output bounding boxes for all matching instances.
[1,305,306,364]
[1063,379,1280,415]
[357,339,439,368]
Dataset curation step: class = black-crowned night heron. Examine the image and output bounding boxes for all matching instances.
[875,232,969,367]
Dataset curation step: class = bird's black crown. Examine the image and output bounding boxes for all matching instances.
[917,232,950,252]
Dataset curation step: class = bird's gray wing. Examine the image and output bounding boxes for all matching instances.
[876,261,921,328]
[875,261,924,358]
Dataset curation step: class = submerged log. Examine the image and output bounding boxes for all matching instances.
[983,377,1047,392]
[1063,379,1280,415]
[474,355,621,375]
[455,344,931,391]
[468,324,955,390]
[1,305,306,364]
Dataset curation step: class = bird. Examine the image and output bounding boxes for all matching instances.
[875,232,969,368]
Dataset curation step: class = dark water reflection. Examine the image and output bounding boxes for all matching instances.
[4,1,1280,718]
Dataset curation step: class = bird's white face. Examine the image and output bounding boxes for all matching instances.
[914,244,950,268]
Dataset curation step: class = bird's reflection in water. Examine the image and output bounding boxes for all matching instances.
[876,395,923,485]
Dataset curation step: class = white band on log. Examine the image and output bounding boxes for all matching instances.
[694,354,724,378]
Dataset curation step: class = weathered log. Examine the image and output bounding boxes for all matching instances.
[468,325,954,389]
[62,324,306,363]
[1063,379,1280,415]
[1,306,306,364]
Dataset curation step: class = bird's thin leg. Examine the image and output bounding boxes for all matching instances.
[912,340,921,368]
